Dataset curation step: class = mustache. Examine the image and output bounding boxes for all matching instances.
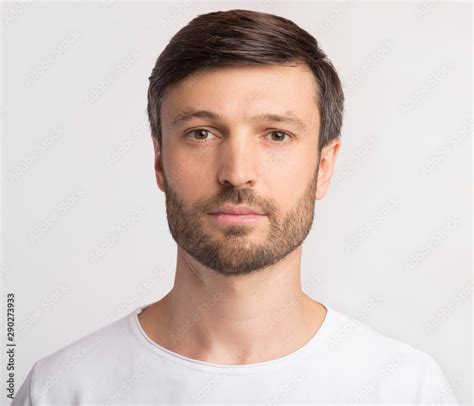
[204,186,278,218]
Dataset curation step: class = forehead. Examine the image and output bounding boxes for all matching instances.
[160,63,320,132]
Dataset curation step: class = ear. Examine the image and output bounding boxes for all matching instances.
[316,137,342,200]
[152,135,166,193]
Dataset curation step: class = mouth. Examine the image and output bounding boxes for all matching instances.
[208,204,265,216]
[208,213,265,225]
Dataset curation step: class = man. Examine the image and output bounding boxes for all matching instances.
[14,9,458,405]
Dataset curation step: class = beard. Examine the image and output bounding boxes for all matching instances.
[161,160,320,277]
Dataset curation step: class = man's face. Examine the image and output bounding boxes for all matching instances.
[155,63,336,276]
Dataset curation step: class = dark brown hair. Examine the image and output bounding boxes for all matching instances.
[147,9,344,153]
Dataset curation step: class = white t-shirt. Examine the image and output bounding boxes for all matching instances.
[12,301,459,405]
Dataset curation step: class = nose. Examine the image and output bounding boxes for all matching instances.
[216,131,258,189]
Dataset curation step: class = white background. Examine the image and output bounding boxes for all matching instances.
[1,1,472,403]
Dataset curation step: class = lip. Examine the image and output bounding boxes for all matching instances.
[208,204,264,215]
[208,213,265,225]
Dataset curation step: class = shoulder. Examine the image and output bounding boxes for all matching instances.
[326,307,431,363]
[36,313,130,372]
[14,311,137,404]
[322,306,459,404]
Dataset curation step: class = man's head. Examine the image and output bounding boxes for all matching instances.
[147,9,344,277]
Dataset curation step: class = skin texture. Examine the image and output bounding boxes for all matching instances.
[139,63,341,365]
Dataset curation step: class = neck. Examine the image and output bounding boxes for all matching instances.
[138,245,327,365]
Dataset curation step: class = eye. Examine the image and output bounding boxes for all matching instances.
[266,130,292,143]
[185,128,216,142]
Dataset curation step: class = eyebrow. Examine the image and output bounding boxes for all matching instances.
[170,107,307,132]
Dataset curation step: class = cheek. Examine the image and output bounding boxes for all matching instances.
[259,148,313,203]
[164,146,213,200]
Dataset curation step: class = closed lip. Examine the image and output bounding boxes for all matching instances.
[208,204,265,215]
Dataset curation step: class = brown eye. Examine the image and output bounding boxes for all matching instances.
[267,131,291,143]
[186,129,215,141]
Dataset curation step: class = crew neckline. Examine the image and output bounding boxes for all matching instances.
[128,298,336,374]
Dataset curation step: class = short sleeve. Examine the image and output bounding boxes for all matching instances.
[11,363,35,406]
[419,355,459,405]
